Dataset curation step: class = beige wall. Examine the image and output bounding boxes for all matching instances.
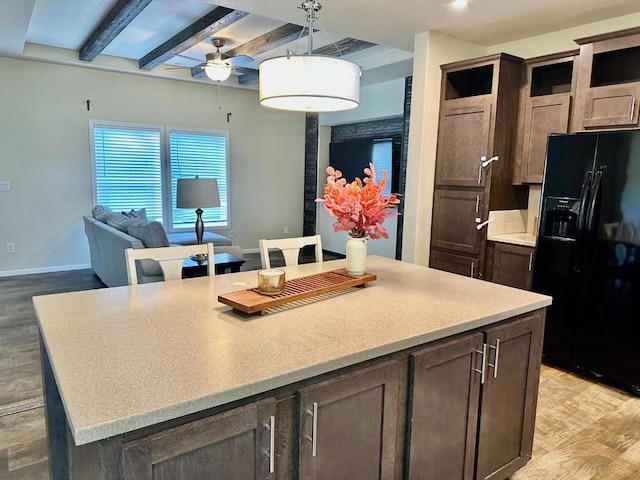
[404,13,640,267]
[0,56,305,275]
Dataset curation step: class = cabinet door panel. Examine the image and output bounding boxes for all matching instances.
[476,312,545,480]
[123,398,276,480]
[583,84,640,128]
[407,333,484,480]
[298,361,402,480]
[491,243,534,290]
[429,250,478,278]
[436,104,492,187]
[520,94,571,183]
[432,189,484,255]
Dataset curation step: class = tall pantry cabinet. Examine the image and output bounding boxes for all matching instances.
[430,53,527,278]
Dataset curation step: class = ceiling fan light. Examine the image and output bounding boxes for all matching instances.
[204,61,231,82]
[259,55,360,112]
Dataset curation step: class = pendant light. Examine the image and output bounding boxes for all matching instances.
[259,1,361,112]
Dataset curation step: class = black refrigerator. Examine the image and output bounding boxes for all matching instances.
[533,131,640,394]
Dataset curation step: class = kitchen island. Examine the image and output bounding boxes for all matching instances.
[35,256,551,480]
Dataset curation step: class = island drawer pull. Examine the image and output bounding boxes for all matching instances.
[263,415,276,473]
[487,339,500,379]
[474,343,487,384]
[631,97,636,121]
[305,402,318,457]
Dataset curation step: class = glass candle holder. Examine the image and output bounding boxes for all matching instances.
[257,269,286,295]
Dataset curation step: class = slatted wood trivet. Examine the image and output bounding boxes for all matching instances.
[218,269,377,315]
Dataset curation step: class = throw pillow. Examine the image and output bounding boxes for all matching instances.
[104,212,134,232]
[122,208,147,221]
[126,221,170,278]
[92,205,112,222]
[126,221,170,248]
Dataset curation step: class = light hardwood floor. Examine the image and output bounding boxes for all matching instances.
[1,266,639,479]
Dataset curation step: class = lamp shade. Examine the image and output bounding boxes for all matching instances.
[259,55,360,112]
[176,177,220,208]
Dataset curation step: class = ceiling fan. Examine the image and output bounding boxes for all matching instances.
[200,38,252,82]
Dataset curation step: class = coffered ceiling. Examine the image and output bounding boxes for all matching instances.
[2,0,640,88]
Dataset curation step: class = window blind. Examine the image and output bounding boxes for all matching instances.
[372,139,392,195]
[169,130,229,229]
[93,125,163,221]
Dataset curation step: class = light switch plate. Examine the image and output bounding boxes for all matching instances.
[0,181,10,192]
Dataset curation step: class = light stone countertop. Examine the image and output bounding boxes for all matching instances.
[487,232,537,247]
[34,256,551,446]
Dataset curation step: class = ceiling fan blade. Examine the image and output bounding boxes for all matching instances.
[228,55,253,67]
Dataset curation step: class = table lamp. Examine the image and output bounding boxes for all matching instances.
[176,176,220,261]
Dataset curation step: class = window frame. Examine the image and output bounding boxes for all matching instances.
[89,120,231,232]
[165,125,230,232]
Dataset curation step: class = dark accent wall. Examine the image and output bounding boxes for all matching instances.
[303,113,319,237]
[397,76,412,260]
[331,117,404,143]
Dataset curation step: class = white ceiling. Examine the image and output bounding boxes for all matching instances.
[3,0,640,87]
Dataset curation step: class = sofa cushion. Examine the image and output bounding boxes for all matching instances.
[92,205,112,222]
[167,231,232,247]
[104,212,135,232]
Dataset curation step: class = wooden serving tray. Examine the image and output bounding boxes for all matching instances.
[218,269,377,315]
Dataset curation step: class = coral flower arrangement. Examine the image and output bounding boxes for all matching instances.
[317,163,400,239]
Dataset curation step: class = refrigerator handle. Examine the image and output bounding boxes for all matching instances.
[576,170,592,234]
[572,170,592,274]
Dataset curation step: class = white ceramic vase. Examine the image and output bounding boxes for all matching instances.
[346,236,368,275]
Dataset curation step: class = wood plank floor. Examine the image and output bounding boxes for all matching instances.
[1,262,639,479]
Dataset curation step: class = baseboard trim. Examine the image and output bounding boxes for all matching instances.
[0,263,91,278]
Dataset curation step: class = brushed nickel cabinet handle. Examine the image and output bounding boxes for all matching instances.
[528,252,533,272]
[631,97,636,121]
[487,339,500,379]
[263,415,276,473]
[305,402,318,457]
[470,262,475,278]
[474,343,487,384]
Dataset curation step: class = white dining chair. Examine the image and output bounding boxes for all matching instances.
[258,235,323,269]
[125,243,215,285]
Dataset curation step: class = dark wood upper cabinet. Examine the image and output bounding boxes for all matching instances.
[298,360,404,480]
[430,53,525,279]
[572,27,640,131]
[122,398,276,480]
[436,103,492,187]
[513,51,578,184]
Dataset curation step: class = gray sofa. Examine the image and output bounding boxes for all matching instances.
[84,207,232,287]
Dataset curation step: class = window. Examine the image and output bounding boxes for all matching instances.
[372,139,392,195]
[91,121,229,230]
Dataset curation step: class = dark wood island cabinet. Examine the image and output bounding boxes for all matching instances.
[35,257,550,480]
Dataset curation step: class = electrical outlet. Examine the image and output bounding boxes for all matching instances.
[0,181,10,192]
[284,226,289,234]
[228,229,234,238]
[6,242,15,253]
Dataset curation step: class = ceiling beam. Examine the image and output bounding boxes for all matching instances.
[79,0,153,62]
[138,7,249,71]
[192,23,307,79]
[236,38,377,86]
[312,38,377,56]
